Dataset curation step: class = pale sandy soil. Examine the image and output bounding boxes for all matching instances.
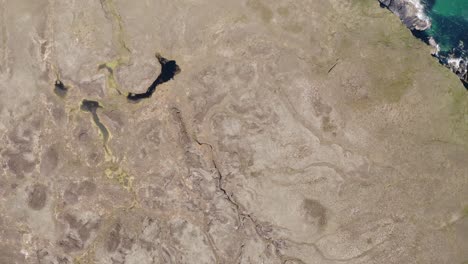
[0,0,467,263]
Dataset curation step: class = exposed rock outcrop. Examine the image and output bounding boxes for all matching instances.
[448,57,468,86]
[379,0,431,30]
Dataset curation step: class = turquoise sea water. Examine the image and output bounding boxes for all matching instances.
[422,0,468,54]
[415,0,468,86]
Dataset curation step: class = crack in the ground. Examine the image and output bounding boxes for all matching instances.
[192,135,376,263]
[193,137,297,263]
[327,58,340,74]
[193,139,241,215]
[235,244,245,264]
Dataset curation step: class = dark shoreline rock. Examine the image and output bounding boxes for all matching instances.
[379,0,431,30]
[379,0,467,89]
[448,58,468,87]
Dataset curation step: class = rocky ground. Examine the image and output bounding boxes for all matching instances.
[0,0,467,263]
[378,0,431,30]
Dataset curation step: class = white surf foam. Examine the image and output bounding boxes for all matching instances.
[448,57,463,69]
[429,37,440,55]
[407,0,431,28]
